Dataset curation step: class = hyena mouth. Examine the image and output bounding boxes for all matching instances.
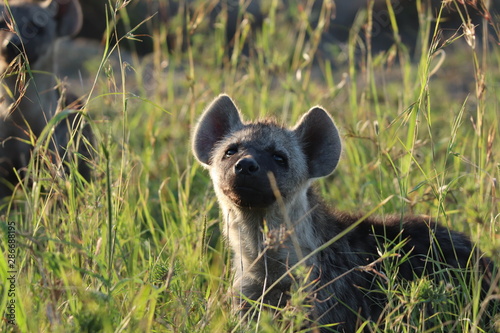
[224,185,276,208]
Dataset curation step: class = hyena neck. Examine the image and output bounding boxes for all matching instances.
[1,60,59,136]
[222,186,321,277]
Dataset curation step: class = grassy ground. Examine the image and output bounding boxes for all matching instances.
[1,0,499,332]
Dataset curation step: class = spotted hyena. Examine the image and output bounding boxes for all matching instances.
[0,0,93,199]
[192,94,497,332]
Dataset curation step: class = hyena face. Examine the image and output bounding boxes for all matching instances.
[210,122,305,208]
[193,95,342,210]
[0,0,82,73]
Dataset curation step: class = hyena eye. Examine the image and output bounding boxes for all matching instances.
[225,147,238,158]
[273,153,287,166]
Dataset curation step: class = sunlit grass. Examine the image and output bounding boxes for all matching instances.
[0,0,499,332]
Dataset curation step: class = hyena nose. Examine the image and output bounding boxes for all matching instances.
[235,157,260,175]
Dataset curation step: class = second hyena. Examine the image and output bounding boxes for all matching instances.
[192,95,497,332]
[0,0,93,199]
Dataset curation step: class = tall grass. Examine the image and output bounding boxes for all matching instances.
[0,0,499,332]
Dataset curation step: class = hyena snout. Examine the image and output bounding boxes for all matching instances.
[234,156,260,175]
[225,154,276,208]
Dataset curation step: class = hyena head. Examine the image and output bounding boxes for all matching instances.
[0,0,82,74]
[193,94,342,210]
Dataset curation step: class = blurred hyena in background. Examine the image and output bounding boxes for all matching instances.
[193,95,498,332]
[0,0,93,199]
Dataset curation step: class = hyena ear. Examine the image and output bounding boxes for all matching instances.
[293,107,342,178]
[44,0,83,37]
[192,94,243,166]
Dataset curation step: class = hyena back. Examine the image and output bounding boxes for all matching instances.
[0,0,93,199]
[192,95,497,332]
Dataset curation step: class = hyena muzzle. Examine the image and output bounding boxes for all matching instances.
[192,94,498,332]
[0,0,93,199]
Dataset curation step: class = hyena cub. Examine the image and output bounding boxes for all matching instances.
[0,0,93,199]
[193,95,497,331]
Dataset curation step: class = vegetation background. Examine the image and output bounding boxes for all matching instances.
[1,0,499,331]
